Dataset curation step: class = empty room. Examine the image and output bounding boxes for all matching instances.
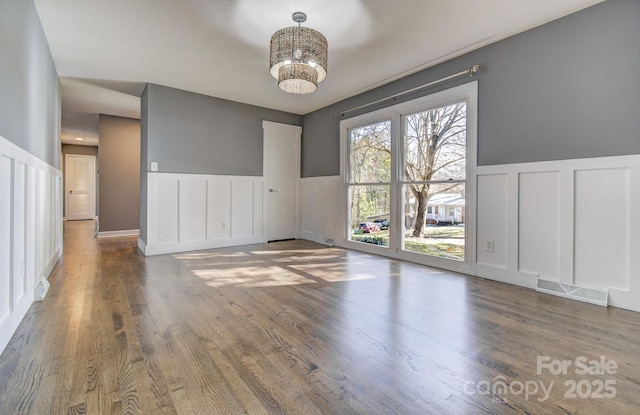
[1,0,639,413]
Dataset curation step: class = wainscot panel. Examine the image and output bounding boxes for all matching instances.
[299,176,341,245]
[143,173,265,256]
[476,154,640,312]
[0,135,62,354]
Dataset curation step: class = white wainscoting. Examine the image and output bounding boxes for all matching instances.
[476,154,640,311]
[299,176,341,245]
[142,173,265,256]
[0,135,62,354]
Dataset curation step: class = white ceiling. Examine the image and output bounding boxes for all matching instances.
[34,0,603,145]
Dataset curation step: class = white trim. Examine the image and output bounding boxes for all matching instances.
[608,289,640,313]
[137,237,147,255]
[97,229,140,238]
[144,235,265,256]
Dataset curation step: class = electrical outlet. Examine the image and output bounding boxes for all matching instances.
[486,239,494,252]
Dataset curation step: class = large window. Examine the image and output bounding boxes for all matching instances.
[347,121,391,247]
[402,102,467,260]
[341,82,477,270]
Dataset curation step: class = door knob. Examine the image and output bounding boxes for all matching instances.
[269,188,277,192]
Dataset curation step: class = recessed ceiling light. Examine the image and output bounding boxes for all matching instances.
[74,137,84,142]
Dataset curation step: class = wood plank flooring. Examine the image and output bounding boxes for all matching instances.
[1,220,640,414]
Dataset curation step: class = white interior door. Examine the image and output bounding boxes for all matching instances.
[263,121,301,242]
[65,154,95,221]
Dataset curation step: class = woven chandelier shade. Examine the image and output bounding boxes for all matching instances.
[269,13,328,94]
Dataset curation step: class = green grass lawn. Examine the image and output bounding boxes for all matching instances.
[350,225,465,260]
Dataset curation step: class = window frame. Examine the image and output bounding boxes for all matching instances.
[339,81,478,273]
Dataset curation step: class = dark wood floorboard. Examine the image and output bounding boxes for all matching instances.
[1,220,639,414]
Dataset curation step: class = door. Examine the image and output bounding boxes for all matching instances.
[65,154,95,221]
[263,121,301,242]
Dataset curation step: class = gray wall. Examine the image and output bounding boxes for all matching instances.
[0,0,60,168]
[139,83,302,242]
[61,144,98,216]
[99,115,141,232]
[302,0,640,176]
[142,83,302,175]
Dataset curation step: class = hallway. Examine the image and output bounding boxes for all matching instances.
[1,220,639,414]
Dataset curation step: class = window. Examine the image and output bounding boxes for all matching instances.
[347,121,391,247]
[402,102,467,260]
[341,82,477,270]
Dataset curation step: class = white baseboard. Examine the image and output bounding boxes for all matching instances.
[97,229,140,238]
[300,231,335,246]
[473,265,538,290]
[608,289,640,313]
[143,235,266,256]
[137,237,147,255]
[34,278,51,301]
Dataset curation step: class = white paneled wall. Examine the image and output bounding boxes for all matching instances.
[518,171,560,280]
[142,173,264,255]
[300,176,341,245]
[476,155,640,311]
[476,174,508,269]
[0,135,62,353]
[574,168,629,290]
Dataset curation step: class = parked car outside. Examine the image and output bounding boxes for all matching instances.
[358,222,380,233]
[373,219,389,230]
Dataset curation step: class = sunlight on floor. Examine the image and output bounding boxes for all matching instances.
[173,251,251,260]
[193,265,318,288]
[250,248,344,256]
[179,244,384,288]
[289,263,375,282]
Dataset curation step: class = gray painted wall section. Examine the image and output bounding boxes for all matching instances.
[302,0,640,176]
[98,115,141,232]
[0,0,60,168]
[144,83,302,175]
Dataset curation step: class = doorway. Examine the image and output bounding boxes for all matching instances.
[263,121,301,242]
[65,154,96,221]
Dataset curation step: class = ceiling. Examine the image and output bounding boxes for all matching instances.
[34,0,603,146]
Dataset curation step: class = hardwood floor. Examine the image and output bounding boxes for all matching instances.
[1,221,639,414]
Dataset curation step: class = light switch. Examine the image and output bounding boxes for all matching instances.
[150,162,158,171]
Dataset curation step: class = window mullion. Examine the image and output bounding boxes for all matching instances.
[389,111,402,253]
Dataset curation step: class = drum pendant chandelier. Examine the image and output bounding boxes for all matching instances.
[269,12,328,94]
